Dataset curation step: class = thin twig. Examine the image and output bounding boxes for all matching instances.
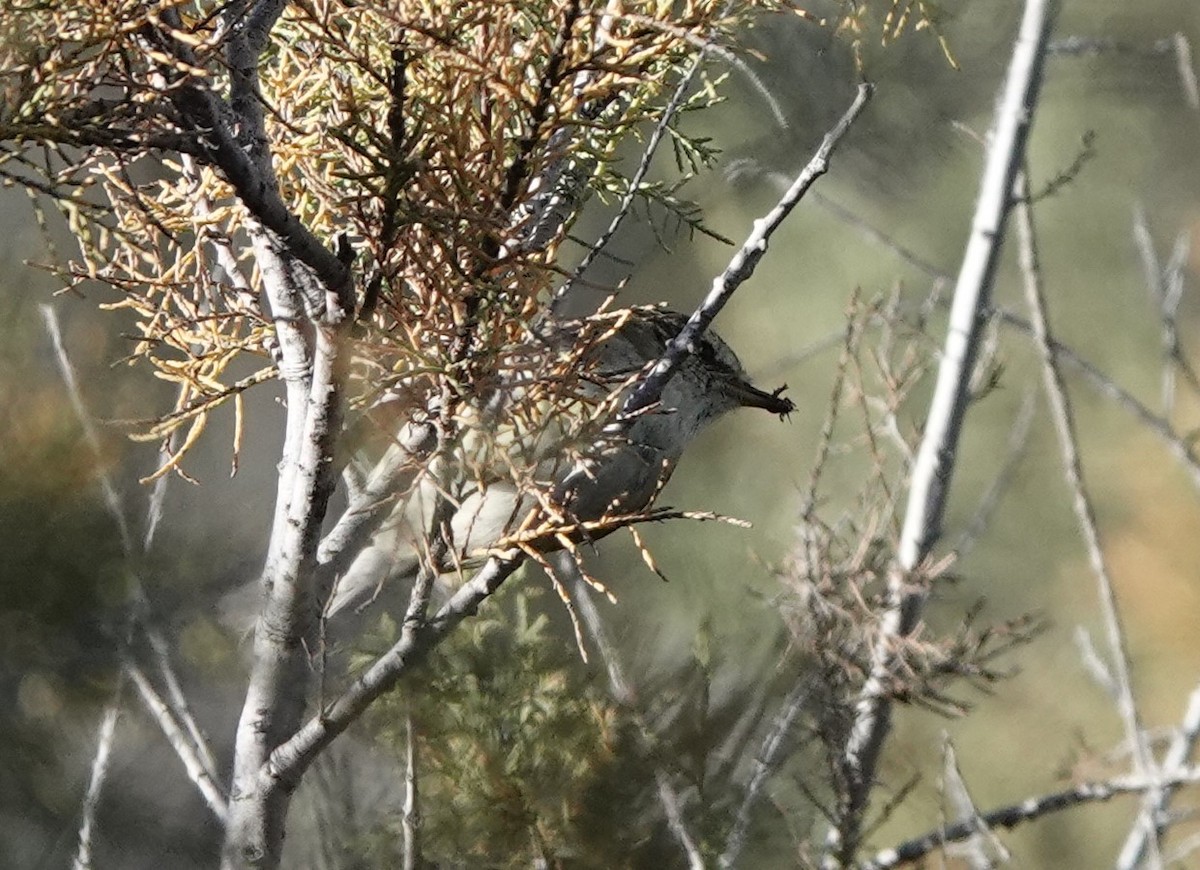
[137,609,221,783]
[811,191,950,286]
[127,658,229,821]
[71,678,124,870]
[560,553,706,870]
[1118,683,1200,868]
[951,389,1038,560]
[1132,210,1197,416]
[1131,207,1177,416]
[1074,625,1118,699]
[40,305,133,554]
[654,770,706,870]
[718,677,812,869]
[1015,170,1160,868]
[401,710,419,870]
[1046,36,1176,58]
[991,303,1200,492]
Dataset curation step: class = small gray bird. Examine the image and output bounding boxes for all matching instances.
[325,307,792,617]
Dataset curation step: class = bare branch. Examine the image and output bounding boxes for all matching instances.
[72,680,124,870]
[719,677,812,869]
[860,766,1200,869]
[825,3,1059,862]
[1015,170,1160,867]
[127,659,229,822]
[401,710,419,870]
[1118,683,1200,868]
[40,305,133,554]
[654,769,706,870]
[621,82,872,421]
[1074,626,1119,699]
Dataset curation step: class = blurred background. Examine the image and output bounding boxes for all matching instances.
[3,0,1199,866]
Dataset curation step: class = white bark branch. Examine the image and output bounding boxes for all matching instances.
[72,679,124,870]
[401,710,419,870]
[127,659,229,822]
[825,2,1058,862]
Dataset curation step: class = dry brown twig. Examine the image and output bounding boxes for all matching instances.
[770,296,1042,870]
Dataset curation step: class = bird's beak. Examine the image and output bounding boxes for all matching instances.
[726,377,795,418]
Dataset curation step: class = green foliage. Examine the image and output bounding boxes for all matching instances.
[365,586,624,865]
[350,583,802,867]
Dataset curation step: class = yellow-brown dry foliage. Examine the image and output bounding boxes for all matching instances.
[0,0,788,476]
[0,0,949,479]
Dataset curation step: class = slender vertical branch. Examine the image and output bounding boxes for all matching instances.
[825,2,1058,863]
[401,710,419,870]
[1015,170,1160,868]
[71,678,124,870]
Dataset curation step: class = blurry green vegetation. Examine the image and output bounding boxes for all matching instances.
[337,583,803,867]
